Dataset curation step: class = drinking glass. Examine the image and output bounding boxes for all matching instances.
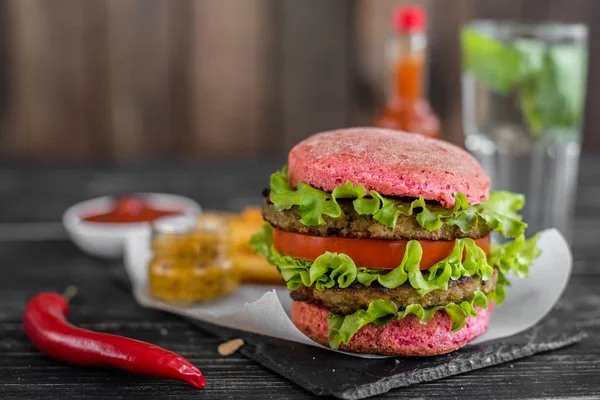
[461,21,588,243]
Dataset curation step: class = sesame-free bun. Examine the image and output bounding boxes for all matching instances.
[288,128,490,207]
[291,300,493,356]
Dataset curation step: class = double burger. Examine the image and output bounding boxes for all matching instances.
[251,128,540,356]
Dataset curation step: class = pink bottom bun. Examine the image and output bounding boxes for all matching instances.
[291,300,494,356]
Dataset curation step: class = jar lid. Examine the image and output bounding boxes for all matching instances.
[152,215,197,234]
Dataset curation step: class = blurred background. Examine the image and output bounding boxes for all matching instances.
[1,0,599,162]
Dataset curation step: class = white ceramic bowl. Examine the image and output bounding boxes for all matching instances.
[63,193,202,259]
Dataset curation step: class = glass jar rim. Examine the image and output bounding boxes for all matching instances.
[464,20,587,43]
[152,215,196,234]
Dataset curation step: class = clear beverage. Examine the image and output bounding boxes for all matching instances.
[461,21,588,242]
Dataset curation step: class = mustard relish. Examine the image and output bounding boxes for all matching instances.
[148,214,239,304]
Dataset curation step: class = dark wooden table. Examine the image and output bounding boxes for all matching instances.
[1,157,599,399]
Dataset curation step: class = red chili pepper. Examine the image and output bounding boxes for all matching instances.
[23,287,205,389]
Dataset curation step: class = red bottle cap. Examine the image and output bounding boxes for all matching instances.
[393,5,426,33]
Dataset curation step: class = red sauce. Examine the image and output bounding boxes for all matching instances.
[82,196,183,223]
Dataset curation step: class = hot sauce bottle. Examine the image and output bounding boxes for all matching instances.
[374,5,441,138]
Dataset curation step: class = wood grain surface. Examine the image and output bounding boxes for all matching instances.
[1,0,599,161]
[0,155,598,398]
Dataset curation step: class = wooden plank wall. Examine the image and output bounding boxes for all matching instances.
[0,0,598,161]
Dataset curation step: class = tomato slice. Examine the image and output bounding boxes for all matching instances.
[272,228,490,270]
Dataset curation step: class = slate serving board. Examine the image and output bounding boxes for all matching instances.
[190,319,585,399]
[109,264,586,399]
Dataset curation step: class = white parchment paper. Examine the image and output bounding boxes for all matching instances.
[124,229,571,358]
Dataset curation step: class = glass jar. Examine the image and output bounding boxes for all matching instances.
[148,214,240,305]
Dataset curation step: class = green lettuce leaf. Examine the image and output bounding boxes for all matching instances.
[249,222,277,264]
[251,224,495,295]
[370,192,448,231]
[444,192,480,232]
[279,251,357,291]
[328,290,490,349]
[249,222,272,258]
[328,300,398,349]
[269,168,466,230]
[485,233,540,304]
[476,191,527,237]
[487,270,509,305]
[489,233,541,278]
[267,168,527,237]
[269,168,367,226]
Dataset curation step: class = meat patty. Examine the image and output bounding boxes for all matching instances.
[290,268,498,315]
[263,198,490,240]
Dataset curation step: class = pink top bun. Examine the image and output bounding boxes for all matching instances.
[288,128,490,207]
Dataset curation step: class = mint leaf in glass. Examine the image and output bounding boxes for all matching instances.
[551,44,587,126]
[462,25,587,136]
[461,27,523,95]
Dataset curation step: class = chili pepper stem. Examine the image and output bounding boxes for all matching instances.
[62,286,78,302]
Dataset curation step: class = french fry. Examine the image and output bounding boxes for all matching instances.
[229,219,262,252]
[233,254,284,285]
[241,207,264,222]
[227,207,285,285]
